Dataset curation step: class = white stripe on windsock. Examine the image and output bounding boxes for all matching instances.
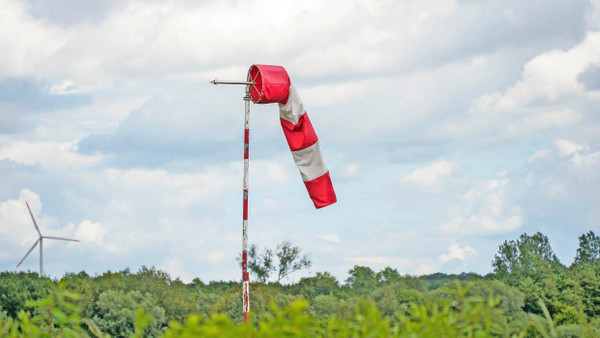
[279,85,305,125]
[291,141,328,182]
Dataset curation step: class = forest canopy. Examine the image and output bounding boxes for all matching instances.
[1,231,600,336]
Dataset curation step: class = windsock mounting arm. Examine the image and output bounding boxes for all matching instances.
[210,79,255,86]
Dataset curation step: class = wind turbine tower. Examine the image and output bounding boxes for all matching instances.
[16,202,80,277]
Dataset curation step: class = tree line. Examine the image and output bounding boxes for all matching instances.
[0,231,600,336]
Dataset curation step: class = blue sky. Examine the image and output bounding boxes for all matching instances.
[1,0,599,283]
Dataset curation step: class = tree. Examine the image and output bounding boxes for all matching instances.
[376,267,401,284]
[574,263,600,317]
[0,272,51,318]
[239,241,311,283]
[492,232,562,280]
[276,241,311,283]
[345,266,377,295]
[92,289,166,337]
[244,244,275,283]
[573,231,600,266]
[293,272,339,299]
[310,294,343,318]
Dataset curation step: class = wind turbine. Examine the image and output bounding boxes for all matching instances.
[16,201,80,277]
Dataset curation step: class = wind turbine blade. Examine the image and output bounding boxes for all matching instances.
[16,238,40,268]
[25,202,42,237]
[43,236,80,242]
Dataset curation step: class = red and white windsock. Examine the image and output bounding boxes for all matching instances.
[248,65,337,209]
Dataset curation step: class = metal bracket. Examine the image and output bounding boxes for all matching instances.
[210,79,255,86]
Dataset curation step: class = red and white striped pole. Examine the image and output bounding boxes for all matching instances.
[242,84,251,324]
[210,78,254,324]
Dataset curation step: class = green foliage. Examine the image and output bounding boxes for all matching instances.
[576,262,600,318]
[195,291,220,317]
[396,281,504,336]
[396,289,425,308]
[26,281,87,336]
[2,276,600,337]
[552,302,585,327]
[246,244,275,283]
[92,289,165,337]
[574,231,600,266]
[555,324,597,338]
[163,313,253,337]
[371,284,399,318]
[258,300,314,335]
[275,241,311,283]
[0,282,101,338]
[291,271,339,299]
[490,231,600,324]
[318,299,392,337]
[493,232,563,281]
[3,230,600,336]
[310,294,343,318]
[0,272,52,318]
[376,267,401,284]
[239,241,312,283]
[345,265,377,296]
[420,272,481,290]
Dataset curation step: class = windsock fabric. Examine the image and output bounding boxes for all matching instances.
[249,65,337,209]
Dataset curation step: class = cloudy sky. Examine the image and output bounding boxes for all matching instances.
[1,0,599,283]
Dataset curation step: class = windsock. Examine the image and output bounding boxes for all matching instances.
[248,64,337,209]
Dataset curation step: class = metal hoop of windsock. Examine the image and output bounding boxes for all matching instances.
[211,64,337,324]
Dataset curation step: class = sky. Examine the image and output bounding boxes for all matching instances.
[1,0,599,283]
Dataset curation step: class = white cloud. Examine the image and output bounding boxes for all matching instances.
[338,163,363,179]
[49,79,100,95]
[206,251,227,265]
[0,141,101,172]
[251,198,284,217]
[441,32,600,147]
[472,31,600,112]
[528,148,555,164]
[400,161,461,192]
[438,243,478,263]
[343,255,440,276]
[543,139,600,169]
[301,78,384,106]
[318,234,342,243]
[74,220,106,244]
[4,0,582,93]
[103,165,238,207]
[0,189,42,242]
[571,150,600,168]
[441,178,524,235]
[555,139,584,157]
[158,257,194,283]
[508,139,600,228]
[0,0,67,78]
[538,177,568,199]
[521,108,581,130]
[414,262,439,276]
[262,162,289,184]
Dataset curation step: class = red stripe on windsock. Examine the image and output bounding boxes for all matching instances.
[280,114,318,151]
[304,171,337,208]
